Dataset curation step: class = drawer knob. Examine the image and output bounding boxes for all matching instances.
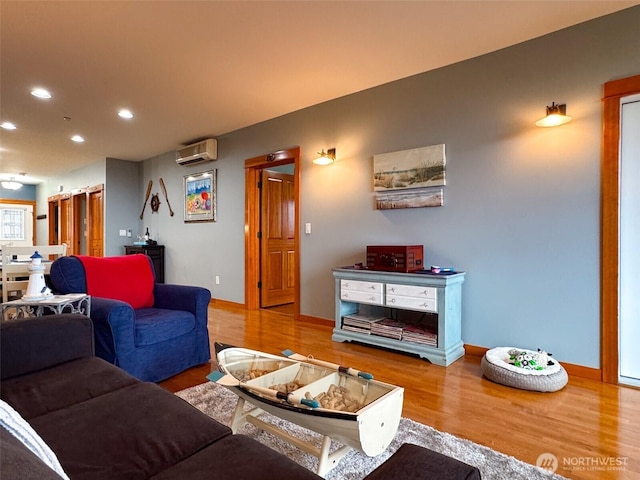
[369,296,376,301]
[389,298,396,303]
[389,287,395,292]
[370,285,376,290]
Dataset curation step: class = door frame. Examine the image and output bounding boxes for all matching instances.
[244,146,301,318]
[601,74,640,383]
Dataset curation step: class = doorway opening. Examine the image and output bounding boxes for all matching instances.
[244,147,301,319]
[601,74,640,384]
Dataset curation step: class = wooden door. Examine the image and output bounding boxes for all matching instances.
[48,198,59,245]
[87,187,104,256]
[59,195,73,251]
[72,192,87,255]
[260,170,295,307]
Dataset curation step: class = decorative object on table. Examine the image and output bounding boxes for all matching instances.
[481,346,568,392]
[139,179,153,219]
[184,169,216,223]
[133,228,157,246]
[159,177,175,216]
[22,252,53,301]
[430,265,455,274]
[366,245,423,273]
[150,193,161,213]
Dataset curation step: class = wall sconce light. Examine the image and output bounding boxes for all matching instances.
[313,148,336,165]
[1,177,23,190]
[535,102,572,127]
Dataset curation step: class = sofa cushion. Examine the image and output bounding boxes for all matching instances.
[135,308,196,346]
[364,443,482,480]
[150,434,322,480]
[1,315,94,382]
[30,382,231,480]
[1,357,138,420]
[1,400,69,479]
[77,254,155,308]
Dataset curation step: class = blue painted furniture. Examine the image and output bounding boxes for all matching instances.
[332,267,465,366]
[49,255,211,382]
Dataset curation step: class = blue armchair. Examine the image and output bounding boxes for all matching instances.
[49,254,211,382]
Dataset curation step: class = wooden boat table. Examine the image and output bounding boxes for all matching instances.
[214,345,404,478]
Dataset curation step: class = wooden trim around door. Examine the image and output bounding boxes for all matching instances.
[244,147,301,318]
[601,74,640,384]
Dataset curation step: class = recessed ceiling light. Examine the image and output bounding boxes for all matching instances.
[118,109,133,119]
[1,121,17,130]
[31,88,52,99]
[71,135,85,143]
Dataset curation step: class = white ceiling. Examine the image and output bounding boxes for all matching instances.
[1,0,638,184]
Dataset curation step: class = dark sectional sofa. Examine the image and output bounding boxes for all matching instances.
[0,314,481,480]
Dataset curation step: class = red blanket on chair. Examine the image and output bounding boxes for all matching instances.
[77,254,155,309]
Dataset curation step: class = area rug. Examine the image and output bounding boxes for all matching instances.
[176,382,566,480]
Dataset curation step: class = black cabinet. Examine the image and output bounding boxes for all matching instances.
[124,245,165,283]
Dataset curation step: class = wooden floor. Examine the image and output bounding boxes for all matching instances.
[160,304,640,480]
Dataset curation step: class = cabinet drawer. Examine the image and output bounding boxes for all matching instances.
[340,289,383,305]
[386,295,437,313]
[386,283,437,300]
[340,279,382,294]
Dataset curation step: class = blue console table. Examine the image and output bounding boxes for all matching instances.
[332,267,466,366]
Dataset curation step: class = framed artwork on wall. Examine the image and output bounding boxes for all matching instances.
[183,169,216,222]
[373,144,446,191]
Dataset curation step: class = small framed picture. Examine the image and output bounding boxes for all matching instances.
[183,170,216,222]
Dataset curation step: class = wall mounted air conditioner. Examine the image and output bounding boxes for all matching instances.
[176,138,217,166]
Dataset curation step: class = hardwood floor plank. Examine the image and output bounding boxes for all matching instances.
[160,304,640,479]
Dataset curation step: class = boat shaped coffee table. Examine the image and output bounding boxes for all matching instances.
[210,343,404,477]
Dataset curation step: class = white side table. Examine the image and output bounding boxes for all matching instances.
[1,294,91,321]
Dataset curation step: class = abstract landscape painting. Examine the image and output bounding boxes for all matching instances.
[375,188,444,210]
[373,144,446,191]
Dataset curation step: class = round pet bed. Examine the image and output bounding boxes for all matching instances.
[481,347,568,392]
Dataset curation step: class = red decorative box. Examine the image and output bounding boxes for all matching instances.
[366,245,424,273]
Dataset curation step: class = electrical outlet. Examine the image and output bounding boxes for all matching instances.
[305,223,311,234]
[215,276,220,285]
[119,229,126,237]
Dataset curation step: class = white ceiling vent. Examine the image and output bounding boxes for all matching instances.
[176,138,217,166]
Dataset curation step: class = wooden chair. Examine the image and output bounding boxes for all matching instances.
[1,244,67,303]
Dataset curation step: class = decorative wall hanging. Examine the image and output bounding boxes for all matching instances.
[184,169,217,223]
[373,144,446,191]
[375,188,444,210]
[150,193,161,213]
[140,180,153,220]
[159,177,175,216]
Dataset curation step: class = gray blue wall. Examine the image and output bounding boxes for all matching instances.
[47,7,640,368]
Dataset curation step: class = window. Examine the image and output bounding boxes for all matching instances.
[0,203,33,246]
[0,207,25,241]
